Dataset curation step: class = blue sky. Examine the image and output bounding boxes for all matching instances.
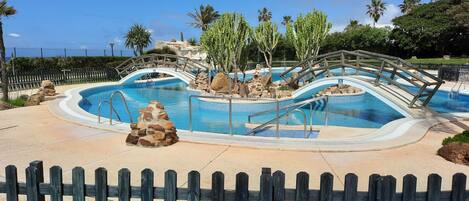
[4,0,430,50]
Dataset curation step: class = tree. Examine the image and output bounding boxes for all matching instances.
[322,25,391,54]
[258,7,272,22]
[252,21,280,76]
[399,0,421,14]
[345,19,362,31]
[286,10,332,62]
[125,24,152,56]
[0,0,16,102]
[281,16,293,26]
[390,0,468,57]
[366,0,387,27]
[187,4,220,31]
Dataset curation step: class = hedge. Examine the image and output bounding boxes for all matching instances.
[7,56,131,72]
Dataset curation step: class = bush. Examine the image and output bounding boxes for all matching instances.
[6,95,28,107]
[442,130,469,145]
[8,56,130,72]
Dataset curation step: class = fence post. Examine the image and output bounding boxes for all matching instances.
[141,169,154,201]
[118,168,131,201]
[427,174,441,201]
[368,174,380,201]
[319,173,333,201]
[402,174,416,201]
[165,170,177,201]
[212,171,225,201]
[295,172,309,201]
[188,171,201,201]
[25,166,40,201]
[95,168,108,201]
[344,173,358,201]
[235,172,249,201]
[377,176,396,201]
[273,171,285,201]
[50,166,63,201]
[40,48,43,58]
[5,165,18,201]
[451,173,466,201]
[64,48,67,57]
[72,167,85,201]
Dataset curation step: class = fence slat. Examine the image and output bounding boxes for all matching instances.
[377,176,396,201]
[273,171,285,201]
[165,170,177,201]
[235,172,249,201]
[5,165,18,201]
[29,161,44,201]
[211,171,225,201]
[295,172,309,201]
[25,166,40,201]
[427,174,441,201]
[368,174,380,201]
[188,171,201,201]
[344,173,358,201]
[72,167,85,201]
[260,168,273,201]
[319,173,333,201]
[451,173,466,201]
[402,174,416,201]
[50,166,63,201]
[141,169,154,201]
[95,168,108,201]
[118,168,131,201]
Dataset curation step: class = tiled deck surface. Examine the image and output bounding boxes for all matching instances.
[0,83,468,192]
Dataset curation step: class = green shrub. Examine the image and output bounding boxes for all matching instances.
[442,130,469,145]
[8,56,130,72]
[278,85,291,91]
[6,97,27,107]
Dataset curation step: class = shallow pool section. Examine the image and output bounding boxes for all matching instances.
[79,77,408,136]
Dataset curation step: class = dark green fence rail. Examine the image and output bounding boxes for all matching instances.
[0,161,467,201]
[5,68,119,91]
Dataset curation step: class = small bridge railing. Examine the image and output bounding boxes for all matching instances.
[114,54,209,79]
[280,50,444,108]
[0,161,467,201]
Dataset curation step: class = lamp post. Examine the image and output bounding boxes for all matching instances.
[109,43,115,57]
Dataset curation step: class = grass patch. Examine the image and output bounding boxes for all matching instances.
[442,130,469,145]
[6,95,28,107]
[278,85,292,91]
[408,58,469,65]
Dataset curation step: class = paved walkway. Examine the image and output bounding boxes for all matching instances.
[0,84,468,192]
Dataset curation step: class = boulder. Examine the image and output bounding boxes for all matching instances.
[437,142,469,165]
[25,92,45,106]
[239,83,250,97]
[126,101,178,147]
[39,80,56,96]
[210,73,231,93]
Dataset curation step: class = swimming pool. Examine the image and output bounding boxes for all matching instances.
[77,68,469,137]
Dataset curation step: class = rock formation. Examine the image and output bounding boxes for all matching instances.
[438,142,469,166]
[189,72,209,91]
[210,73,231,93]
[126,101,178,147]
[316,84,363,96]
[25,91,45,106]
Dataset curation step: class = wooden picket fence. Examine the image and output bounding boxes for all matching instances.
[5,68,119,91]
[0,161,467,201]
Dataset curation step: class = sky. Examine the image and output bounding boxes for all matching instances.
[4,0,431,50]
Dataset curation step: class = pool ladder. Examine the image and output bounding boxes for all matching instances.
[97,91,134,125]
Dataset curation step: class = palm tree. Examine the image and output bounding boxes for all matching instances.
[0,0,15,102]
[125,24,152,56]
[399,0,420,14]
[187,4,220,31]
[345,19,361,31]
[281,16,292,26]
[366,0,386,27]
[258,7,272,22]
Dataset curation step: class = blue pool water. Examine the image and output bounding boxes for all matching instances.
[78,69,469,137]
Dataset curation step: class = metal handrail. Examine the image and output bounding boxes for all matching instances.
[97,99,122,123]
[188,95,278,135]
[247,96,328,138]
[97,91,134,125]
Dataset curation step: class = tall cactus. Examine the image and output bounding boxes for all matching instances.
[252,21,280,76]
[286,10,332,62]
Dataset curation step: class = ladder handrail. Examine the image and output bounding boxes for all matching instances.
[247,96,328,137]
[97,91,134,125]
[97,99,122,123]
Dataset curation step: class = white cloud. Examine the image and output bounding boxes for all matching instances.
[146,29,154,34]
[331,24,347,33]
[8,33,20,38]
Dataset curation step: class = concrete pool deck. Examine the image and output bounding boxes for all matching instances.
[0,83,469,192]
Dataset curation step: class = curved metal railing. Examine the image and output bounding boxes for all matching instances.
[97,91,134,125]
